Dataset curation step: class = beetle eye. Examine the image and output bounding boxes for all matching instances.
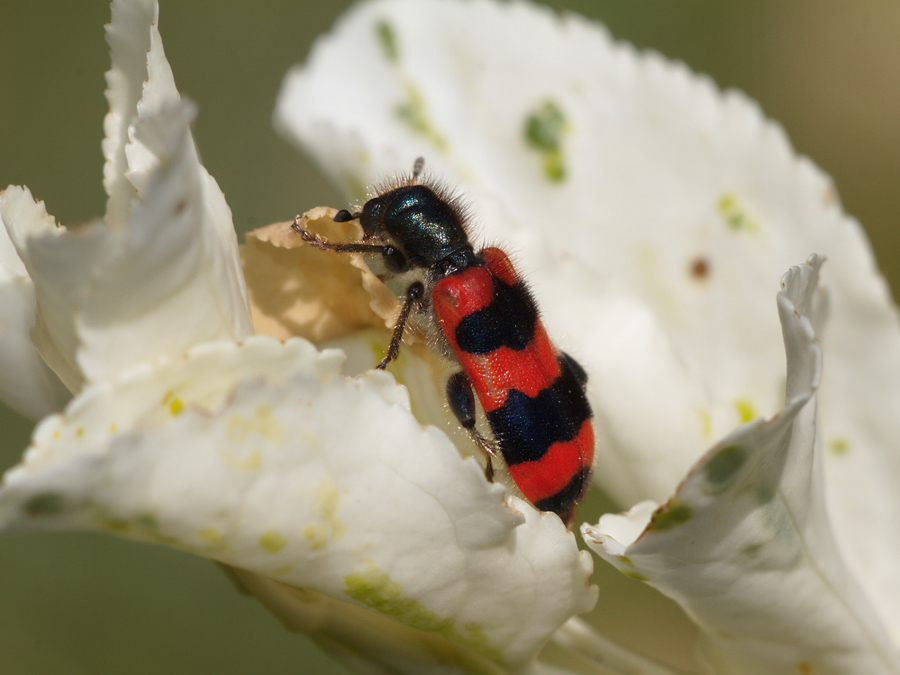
[383,246,408,273]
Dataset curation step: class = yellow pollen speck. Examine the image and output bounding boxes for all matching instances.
[169,397,184,416]
[315,481,343,523]
[223,449,263,471]
[227,405,283,444]
[301,478,347,550]
[829,437,850,456]
[303,523,327,550]
[109,422,117,433]
[260,531,287,553]
[734,398,757,424]
[75,427,85,437]
[717,191,759,233]
[162,390,185,416]
[198,527,225,544]
[697,408,713,438]
[53,430,61,440]
[297,426,321,450]
[241,450,262,470]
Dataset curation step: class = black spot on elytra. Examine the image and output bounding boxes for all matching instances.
[454,278,538,354]
[486,355,592,465]
[534,465,592,514]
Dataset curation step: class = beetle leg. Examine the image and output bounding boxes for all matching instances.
[291,216,409,272]
[446,371,497,482]
[377,281,424,370]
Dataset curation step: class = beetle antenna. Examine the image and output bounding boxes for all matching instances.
[412,157,425,181]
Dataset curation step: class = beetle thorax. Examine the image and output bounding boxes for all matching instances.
[360,184,474,272]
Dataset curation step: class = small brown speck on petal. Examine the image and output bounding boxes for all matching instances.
[689,256,710,280]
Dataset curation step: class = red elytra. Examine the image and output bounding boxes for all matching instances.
[433,247,594,525]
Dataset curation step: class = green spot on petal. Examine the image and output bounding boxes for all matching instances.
[702,445,747,494]
[24,492,64,516]
[829,437,850,456]
[395,83,447,151]
[742,542,764,558]
[717,191,759,233]
[303,523,325,549]
[260,530,287,553]
[301,479,346,550]
[375,19,399,63]
[543,151,566,182]
[756,486,776,505]
[623,570,649,581]
[647,501,692,531]
[524,99,569,182]
[525,100,566,151]
[344,562,503,663]
[134,513,159,531]
[369,336,386,367]
[102,518,132,534]
[98,512,178,545]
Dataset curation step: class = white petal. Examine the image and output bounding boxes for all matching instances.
[815,243,900,646]
[0,185,79,398]
[0,336,596,666]
[0,275,70,420]
[0,202,28,279]
[584,258,900,675]
[103,0,177,225]
[520,245,713,510]
[276,0,900,641]
[3,102,252,393]
[0,208,69,419]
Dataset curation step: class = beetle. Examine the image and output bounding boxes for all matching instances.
[291,158,594,526]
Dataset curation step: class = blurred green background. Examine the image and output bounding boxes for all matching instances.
[1,2,898,673]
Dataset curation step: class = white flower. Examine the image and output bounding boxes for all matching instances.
[1,1,899,674]
[275,0,900,672]
[0,1,595,673]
